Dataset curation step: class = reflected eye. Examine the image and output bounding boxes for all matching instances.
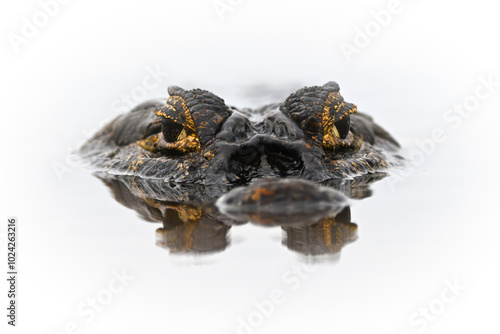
[334,116,350,139]
[162,118,186,142]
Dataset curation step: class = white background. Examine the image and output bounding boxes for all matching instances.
[1,0,500,333]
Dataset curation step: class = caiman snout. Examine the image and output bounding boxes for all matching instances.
[221,135,311,182]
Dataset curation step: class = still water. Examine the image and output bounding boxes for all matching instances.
[7,83,500,334]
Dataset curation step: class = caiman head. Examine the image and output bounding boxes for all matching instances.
[80,81,398,184]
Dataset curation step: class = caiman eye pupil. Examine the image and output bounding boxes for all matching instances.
[335,116,350,139]
[162,118,184,142]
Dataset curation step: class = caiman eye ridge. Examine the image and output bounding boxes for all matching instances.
[78,81,401,184]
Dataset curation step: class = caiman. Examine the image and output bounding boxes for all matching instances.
[79,81,401,257]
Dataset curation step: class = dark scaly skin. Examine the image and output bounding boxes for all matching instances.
[81,82,400,257]
[79,82,400,185]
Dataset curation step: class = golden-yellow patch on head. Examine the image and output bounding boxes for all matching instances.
[203,150,214,160]
[155,133,200,154]
[321,91,359,151]
[164,96,198,135]
[154,103,176,117]
[138,135,159,152]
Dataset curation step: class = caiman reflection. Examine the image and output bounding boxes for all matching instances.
[96,173,385,258]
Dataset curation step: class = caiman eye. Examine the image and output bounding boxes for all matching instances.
[279,81,361,151]
[333,116,350,139]
[138,86,232,155]
[162,118,186,143]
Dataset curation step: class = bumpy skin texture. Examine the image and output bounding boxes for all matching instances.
[79,82,400,185]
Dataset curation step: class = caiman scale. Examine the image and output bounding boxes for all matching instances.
[79,81,399,185]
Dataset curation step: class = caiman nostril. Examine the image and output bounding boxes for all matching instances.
[236,145,260,163]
